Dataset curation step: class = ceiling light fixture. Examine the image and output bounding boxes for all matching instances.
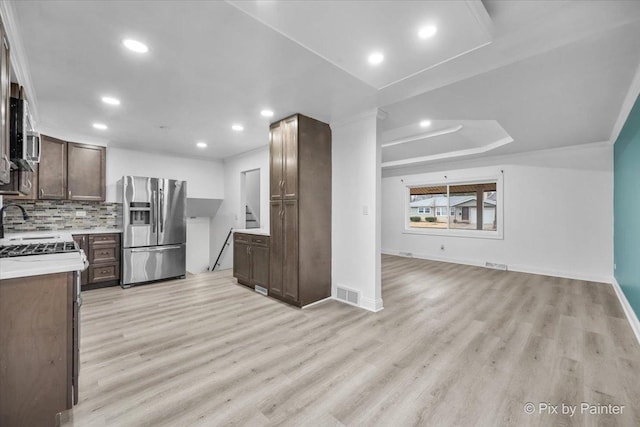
[368,52,384,65]
[101,96,120,106]
[122,39,149,53]
[260,109,274,118]
[418,25,438,39]
[420,120,432,128]
[92,123,108,130]
[232,124,244,131]
[196,142,207,148]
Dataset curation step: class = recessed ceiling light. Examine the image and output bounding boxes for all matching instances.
[368,52,384,65]
[122,39,148,53]
[232,124,244,131]
[196,142,207,148]
[92,123,108,130]
[420,120,432,128]
[260,109,274,118]
[101,96,120,106]
[418,25,438,39]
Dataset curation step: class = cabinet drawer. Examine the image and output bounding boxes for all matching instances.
[250,235,269,247]
[89,233,120,246]
[90,246,118,263]
[89,263,120,283]
[234,233,250,244]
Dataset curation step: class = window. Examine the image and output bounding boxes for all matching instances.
[408,186,447,229]
[406,179,500,236]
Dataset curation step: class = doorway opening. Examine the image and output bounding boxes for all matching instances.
[241,169,261,229]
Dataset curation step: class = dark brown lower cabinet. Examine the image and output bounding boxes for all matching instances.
[232,232,269,290]
[268,203,283,297]
[72,232,121,289]
[282,200,298,302]
[270,200,302,306]
[0,272,74,427]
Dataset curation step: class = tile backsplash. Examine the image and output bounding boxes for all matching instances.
[2,200,121,232]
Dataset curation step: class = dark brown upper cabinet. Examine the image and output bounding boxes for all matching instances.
[0,20,10,185]
[67,142,105,201]
[268,114,331,307]
[1,164,38,199]
[282,116,298,200]
[38,135,67,199]
[37,136,106,201]
[269,120,284,200]
[270,115,299,200]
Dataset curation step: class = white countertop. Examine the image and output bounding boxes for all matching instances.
[0,251,87,280]
[233,228,270,236]
[3,228,122,240]
[0,231,88,280]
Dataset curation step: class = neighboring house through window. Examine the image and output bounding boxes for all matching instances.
[406,178,502,238]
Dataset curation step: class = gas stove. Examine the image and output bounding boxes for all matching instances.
[0,241,79,258]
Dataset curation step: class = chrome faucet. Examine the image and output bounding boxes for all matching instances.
[0,203,29,239]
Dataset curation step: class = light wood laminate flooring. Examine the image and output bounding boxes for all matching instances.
[61,255,640,426]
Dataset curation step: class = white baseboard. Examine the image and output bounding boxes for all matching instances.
[329,291,384,313]
[360,296,384,312]
[301,297,332,309]
[612,278,640,346]
[381,249,612,283]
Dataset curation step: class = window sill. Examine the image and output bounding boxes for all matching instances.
[402,228,504,240]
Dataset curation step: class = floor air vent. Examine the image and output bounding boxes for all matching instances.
[336,286,359,306]
[255,285,268,296]
[485,262,508,271]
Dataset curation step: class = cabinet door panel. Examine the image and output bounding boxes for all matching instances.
[282,116,298,199]
[283,200,298,302]
[269,122,284,200]
[251,245,269,289]
[0,165,37,199]
[233,241,250,284]
[269,201,283,297]
[67,143,105,201]
[38,135,67,199]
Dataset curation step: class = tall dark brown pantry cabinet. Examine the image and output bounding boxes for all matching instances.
[269,114,331,307]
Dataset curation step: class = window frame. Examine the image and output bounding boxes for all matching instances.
[403,174,504,240]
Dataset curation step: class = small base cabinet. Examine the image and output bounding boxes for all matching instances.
[233,232,270,290]
[72,232,121,289]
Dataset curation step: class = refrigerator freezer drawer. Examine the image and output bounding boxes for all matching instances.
[122,244,186,286]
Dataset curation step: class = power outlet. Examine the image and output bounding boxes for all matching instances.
[75,211,87,218]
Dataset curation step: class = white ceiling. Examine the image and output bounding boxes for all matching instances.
[228,0,493,89]
[381,120,511,165]
[8,1,640,163]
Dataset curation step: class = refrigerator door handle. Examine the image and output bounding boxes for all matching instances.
[130,245,182,252]
[159,187,164,233]
[151,190,157,233]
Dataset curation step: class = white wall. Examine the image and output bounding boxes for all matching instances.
[106,147,224,202]
[382,143,614,282]
[186,217,210,274]
[106,147,225,274]
[331,111,383,311]
[210,146,269,270]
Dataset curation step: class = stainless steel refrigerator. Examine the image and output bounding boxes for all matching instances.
[121,176,187,287]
